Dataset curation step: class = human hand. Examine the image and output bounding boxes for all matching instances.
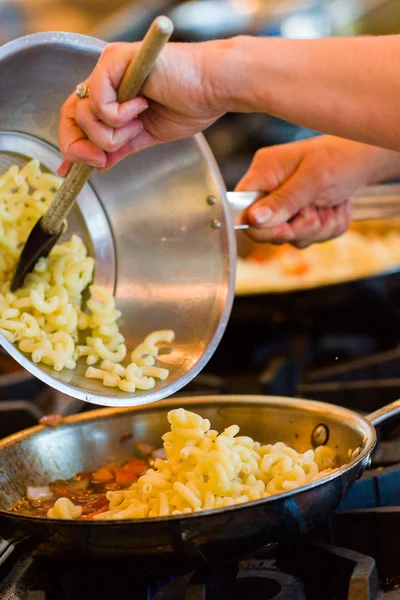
[58,40,226,174]
[236,135,396,248]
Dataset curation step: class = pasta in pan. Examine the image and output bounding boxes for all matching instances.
[236,222,400,295]
[36,408,343,521]
[0,160,174,392]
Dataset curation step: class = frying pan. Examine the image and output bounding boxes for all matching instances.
[0,395,399,569]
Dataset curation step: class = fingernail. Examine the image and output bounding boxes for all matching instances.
[94,159,106,168]
[137,102,148,115]
[251,205,273,225]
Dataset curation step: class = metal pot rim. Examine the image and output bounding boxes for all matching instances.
[0,394,376,525]
[0,31,106,60]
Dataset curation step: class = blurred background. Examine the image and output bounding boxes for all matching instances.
[1,0,400,189]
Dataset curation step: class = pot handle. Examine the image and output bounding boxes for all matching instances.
[366,399,400,427]
[226,186,400,229]
[226,192,260,230]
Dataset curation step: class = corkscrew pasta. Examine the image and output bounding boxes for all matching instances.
[0,160,175,392]
[42,408,342,521]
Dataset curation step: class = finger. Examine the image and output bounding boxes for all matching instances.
[75,98,144,153]
[236,144,303,193]
[59,94,106,167]
[330,199,351,238]
[287,206,322,245]
[89,43,149,128]
[57,160,72,177]
[293,203,350,248]
[246,165,320,228]
[245,222,296,245]
[100,129,158,171]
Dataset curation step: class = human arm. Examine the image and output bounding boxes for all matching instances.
[58,34,400,173]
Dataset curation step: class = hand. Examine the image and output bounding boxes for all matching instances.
[236,135,395,248]
[58,41,225,175]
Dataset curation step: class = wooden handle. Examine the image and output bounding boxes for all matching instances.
[42,15,174,235]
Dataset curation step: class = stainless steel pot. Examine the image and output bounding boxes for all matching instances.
[0,33,398,409]
[0,395,399,567]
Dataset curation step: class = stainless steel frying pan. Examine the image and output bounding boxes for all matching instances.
[0,395,399,568]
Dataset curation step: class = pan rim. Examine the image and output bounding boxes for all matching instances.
[0,395,376,526]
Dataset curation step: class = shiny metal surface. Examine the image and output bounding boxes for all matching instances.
[227,185,400,228]
[0,32,236,408]
[1,394,393,565]
[367,397,400,427]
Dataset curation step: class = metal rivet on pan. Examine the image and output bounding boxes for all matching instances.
[181,531,189,541]
[207,195,217,206]
[311,423,329,447]
[211,219,221,229]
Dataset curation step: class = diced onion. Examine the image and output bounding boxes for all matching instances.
[27,486,54,502]
[152,447,166,460]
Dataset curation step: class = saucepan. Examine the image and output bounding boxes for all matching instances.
[0,395,399,568]
[0,33,398,409]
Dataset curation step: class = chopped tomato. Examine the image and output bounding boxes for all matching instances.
[115,469,137,486]
[39,414,64,428]
[54,487,69,497]
[123,460,147,475]
[291,263,309,277]
[92,466,114,483]
[83,506,109,520]
[77,472,93,480]
[250,254,269,264]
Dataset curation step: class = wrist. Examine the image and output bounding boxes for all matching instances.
[359,144,400,184]
[323,136,400,186]
[201,36,258,113]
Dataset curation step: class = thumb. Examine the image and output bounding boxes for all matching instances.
[246,166,318,228]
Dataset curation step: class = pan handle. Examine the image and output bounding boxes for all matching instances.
[226,184,400,229]
[366,399,400,427]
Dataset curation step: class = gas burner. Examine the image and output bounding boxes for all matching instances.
[0,531,386,600]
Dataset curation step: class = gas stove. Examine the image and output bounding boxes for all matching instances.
[1,461,400,599]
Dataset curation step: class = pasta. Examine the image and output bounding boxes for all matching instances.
[236,221,400,295]
[44,408,343,520]
[47,497,82,520]
[0,160,175,392]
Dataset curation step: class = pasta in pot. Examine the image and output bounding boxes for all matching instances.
[38,408,343,521]
[0,160,175,392]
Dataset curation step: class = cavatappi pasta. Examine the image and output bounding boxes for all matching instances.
[0,160,174,392]
[41,408,343,521]
[236,222,400,295]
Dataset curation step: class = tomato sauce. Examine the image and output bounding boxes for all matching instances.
[12,457,150,520]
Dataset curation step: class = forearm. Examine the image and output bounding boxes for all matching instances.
[208,35,400,152]
[360,143,400,184]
